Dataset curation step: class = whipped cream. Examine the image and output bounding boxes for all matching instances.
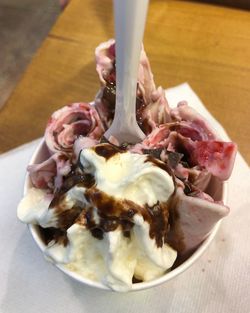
[80,145,175,206]
[18,144,177,291]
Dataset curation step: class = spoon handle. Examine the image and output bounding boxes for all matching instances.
[113,0,149,130]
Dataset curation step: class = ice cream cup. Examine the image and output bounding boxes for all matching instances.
[25,139,227,292]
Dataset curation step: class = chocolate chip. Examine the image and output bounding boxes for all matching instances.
[101,219,119,232]
[91,227,104,240]
[167,151,183,168]
[127,209,135,218]
[142,148,163,160]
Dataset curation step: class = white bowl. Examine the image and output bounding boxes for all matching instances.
[25,139,227,292]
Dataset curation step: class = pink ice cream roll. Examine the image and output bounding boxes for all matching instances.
[45,102,105,154]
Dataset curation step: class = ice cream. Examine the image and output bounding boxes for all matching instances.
[19,144,177,291]
[17,40,237,291]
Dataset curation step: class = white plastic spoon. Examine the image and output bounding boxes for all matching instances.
[104,0,149,144]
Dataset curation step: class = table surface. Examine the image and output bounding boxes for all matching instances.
[0,0,250,164]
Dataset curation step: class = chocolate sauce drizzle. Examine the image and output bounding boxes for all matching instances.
[83,187,171,247]
[39,144,180,253]
[93,143,125,160]
[38,226,69,247]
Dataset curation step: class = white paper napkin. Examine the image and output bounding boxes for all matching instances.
[0,84,249,313]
